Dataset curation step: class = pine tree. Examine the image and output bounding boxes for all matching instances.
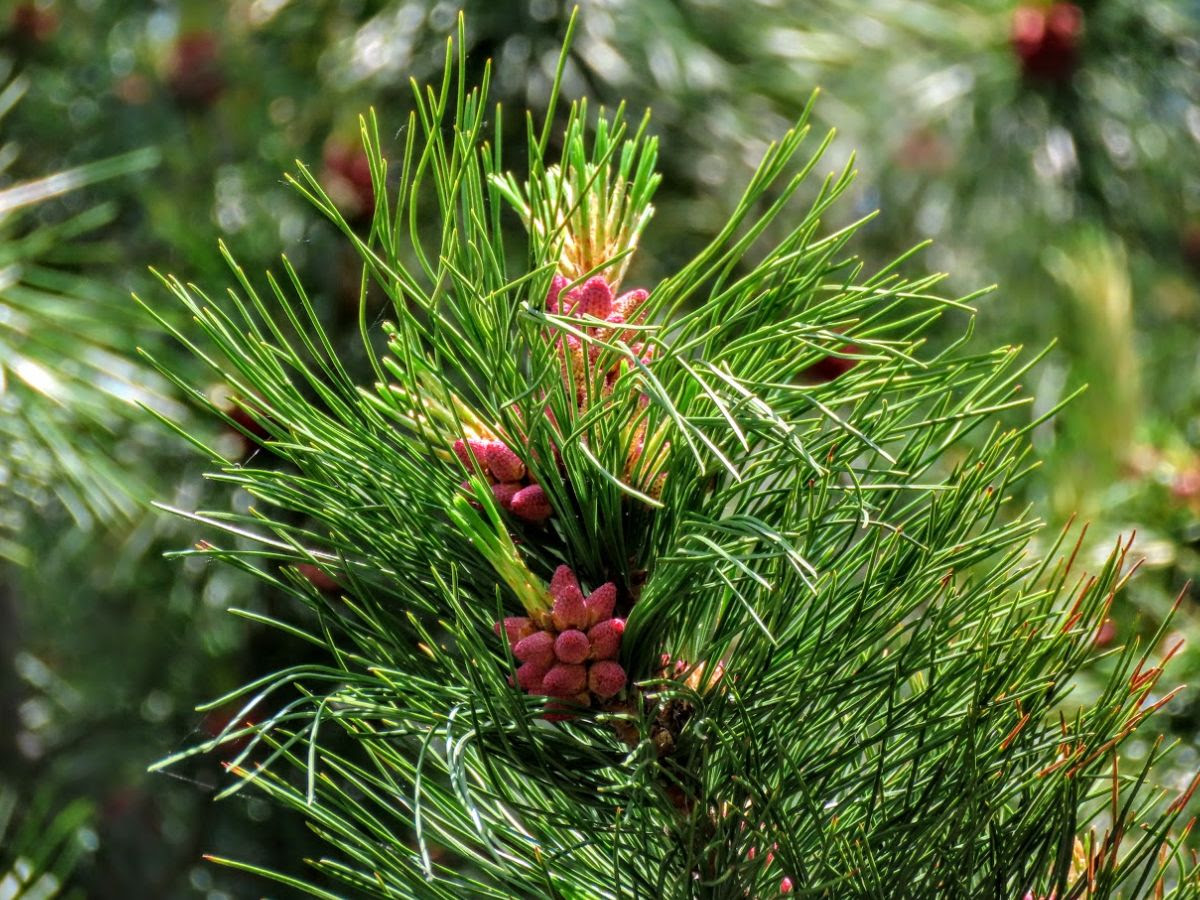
[145,18,1197,897]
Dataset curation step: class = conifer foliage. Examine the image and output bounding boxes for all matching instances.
[0,73,161,563]
[146,17,1198,898]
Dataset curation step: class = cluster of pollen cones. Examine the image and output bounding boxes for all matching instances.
[495,565,627,718]
[454,436,552,523]
[548,272,668,497]
[548,273,651,403]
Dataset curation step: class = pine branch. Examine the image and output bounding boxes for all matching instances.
[144,15,1198,898]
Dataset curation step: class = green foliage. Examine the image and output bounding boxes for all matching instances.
[0,0,1190,895]
[141,18,1198,898]
[0,57,309,898]
[0,785,94,900]
[0,70,164,561]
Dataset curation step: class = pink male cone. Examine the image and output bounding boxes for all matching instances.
[554,630,590,664]
[513,631,555,668]
[491,481,522,511]
[484,441,525,482]
[612,287,648,321]
[549,565,580,600]
[453,437,491,474]
[511,484,552,523]
[542,663,587,697]
[575,276,613,318]
[588,660,627,699]
[495,616,533,646]
[516,660,549,692]
[452,438,471,469]
[552,587,589,631]
[546,273,568,313]
[587,618,624,660]
[585,582,617,625]
[543,694,589,722]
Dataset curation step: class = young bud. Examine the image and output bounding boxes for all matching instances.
[552,588,589,631]
[453,438,492,474]
[491,481,522,510]
[546,274,569,314]
[584,582,617,625]
[484,441,525,482]
[516,660,550,692]
[587,660,627,699]
[1012,3,1083,81]
[1094,618,1117,648]
[780,877,794,894]
[321,140,374,221]
[576,277,614,318]
[587,618,624,660]
[167,32,225,110]
[612,287,648,321]
[495,616,534,646]
[10,3,58,45]
[802,345,859,382]
[543,663,588,697]
[513,631,555,668]
[549,565,580,601]
[511,484,552,523]
[554,629,590,664]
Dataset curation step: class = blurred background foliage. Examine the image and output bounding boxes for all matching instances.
[1,0,1198,895]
